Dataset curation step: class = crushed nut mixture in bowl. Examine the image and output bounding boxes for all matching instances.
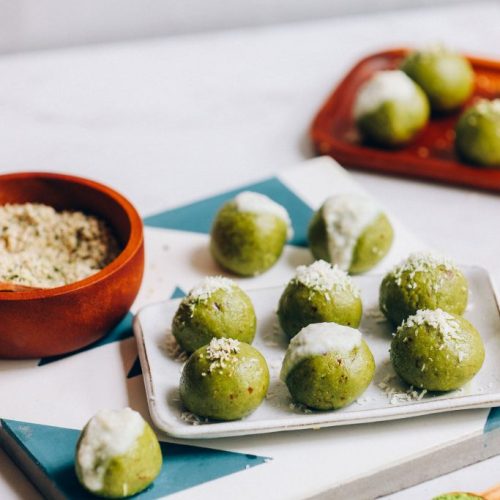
[0,203,121,288]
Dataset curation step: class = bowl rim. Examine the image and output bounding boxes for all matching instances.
[0,171,144,301]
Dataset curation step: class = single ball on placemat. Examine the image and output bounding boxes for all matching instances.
[308,194,393,274]
[75,408,162,498]
[210,191,293,276]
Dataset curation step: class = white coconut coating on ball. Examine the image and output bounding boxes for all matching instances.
[234,191,293,239]
[76,408,145,492]
[354,70,421,119]
[321,194,382,271]
[280,322,362,381]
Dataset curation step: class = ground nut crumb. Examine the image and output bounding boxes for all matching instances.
[0,203,120,288]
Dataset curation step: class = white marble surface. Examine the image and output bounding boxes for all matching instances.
[0,0,473,53]
[1,2,500,498]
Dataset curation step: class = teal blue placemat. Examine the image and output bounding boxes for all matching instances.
[485,407,500,433]
[144,177,312,247]
[1,419,269,499]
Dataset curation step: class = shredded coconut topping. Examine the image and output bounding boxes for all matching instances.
[378,374,428,405]
[399,308,461,343]
[321,194,381,271]
[205,337,241,373]
[280,322,362,381]
[391,251,458,286]
[293,259,360,297]
[397,308,469,363]
[163,333,189,362]
[186,276,235,303]
[354,70,419,119]
[233,191,293,239]
[76,408,145,492]
[180,411,208,425]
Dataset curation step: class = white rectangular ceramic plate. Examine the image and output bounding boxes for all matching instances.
[133,266,500,439]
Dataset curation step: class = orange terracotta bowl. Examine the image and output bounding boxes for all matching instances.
[0,172,144,359]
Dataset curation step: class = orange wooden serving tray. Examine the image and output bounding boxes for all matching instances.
[311,48,500,192]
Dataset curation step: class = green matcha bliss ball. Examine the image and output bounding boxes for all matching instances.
[455,99,500,167]
[401,46,474,112]
[391,309,485,391]
[180,338,269,421]
[380,252,468,326]
[308,194,394,274]
[433,493,485,500]
[75,408,162,498]
[280,323,375,410]
[277,260,362,340]
[172,276,256,353]
[210,191,293,276]
[354,70,429,147]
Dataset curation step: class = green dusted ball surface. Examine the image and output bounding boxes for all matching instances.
[307,209,330,263]
[277,261,362,340]
[455,99,500,167]
[401,47,474,112]
[391,310,485,391]
[210,199,289,276]
[180,339,269,421]
[349,213,394,274]
[379,252,468,326]
[172,279,256,353]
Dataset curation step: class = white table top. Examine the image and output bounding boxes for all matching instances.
[1,2,500,498]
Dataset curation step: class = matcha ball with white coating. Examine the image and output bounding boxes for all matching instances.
[277,260,362,340]
[354,70,430,146]
[308,194,394,274]
[401,46,474,112]
[75,408,162,498]
[210,191,293,276]
[379,252,468,326]
[180,338,269,421]
[391,309,485,391]
[172,276,256,353]
[455,99,500,167]
[281,323,375,410]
